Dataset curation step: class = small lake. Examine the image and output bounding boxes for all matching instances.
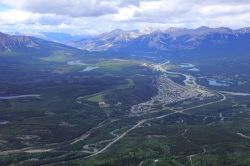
[179,63,195,68]
[67,60,88,66]
[208,79,232,87]
[81,67,99,72]
[188,68,200,72]
[0,94,40,100]
[0,120,9,125]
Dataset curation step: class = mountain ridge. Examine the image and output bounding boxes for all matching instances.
[0,31,89,64]
[68,27,250,53]
[0,32,85,53]
[0,32,39,51]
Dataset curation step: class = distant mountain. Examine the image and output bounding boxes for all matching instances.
[0,32,87,61]
[0,32,39,51]
[41,32,91,44]
[69,27,250,55]
[12,32,91,44]
[69,29,151,51]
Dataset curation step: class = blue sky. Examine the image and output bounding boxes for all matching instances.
[0,0,250,35]
[0,3,9,11]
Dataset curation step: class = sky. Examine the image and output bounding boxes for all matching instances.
[0,0,250,35]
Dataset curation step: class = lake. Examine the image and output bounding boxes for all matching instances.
[81,67,99,72]
[0,94,40,100]
[208,79,232,87]
[67,60,88,66]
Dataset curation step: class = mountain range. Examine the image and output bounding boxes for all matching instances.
[68,26,250,56]
[1,26,250,60]
[11,32,91,44]
[0,32,39,52]
[0,32,85,59]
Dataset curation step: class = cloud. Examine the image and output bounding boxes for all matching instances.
[1,0,250,34]
[0,0,119,17]
[0,9,37,25]
[0,0,145,17]
[197,4,250,16]
[111,0,250,29]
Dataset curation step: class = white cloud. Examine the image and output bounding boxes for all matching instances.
[0,0,142,17]
[0,10,37,25]
[198,4,250,16]
[1,0,250,34]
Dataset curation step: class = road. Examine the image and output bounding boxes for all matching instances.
[85,92,226,157]
[8,63,229,165]
[86,120,146,158]
[219,91,250,96]
[79,63,227,158]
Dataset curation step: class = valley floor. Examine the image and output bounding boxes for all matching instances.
[1,59,250,166]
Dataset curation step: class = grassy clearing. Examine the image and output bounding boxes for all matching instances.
[82,79,135,104]
[96,59,142,71]
[86,94,104,103]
